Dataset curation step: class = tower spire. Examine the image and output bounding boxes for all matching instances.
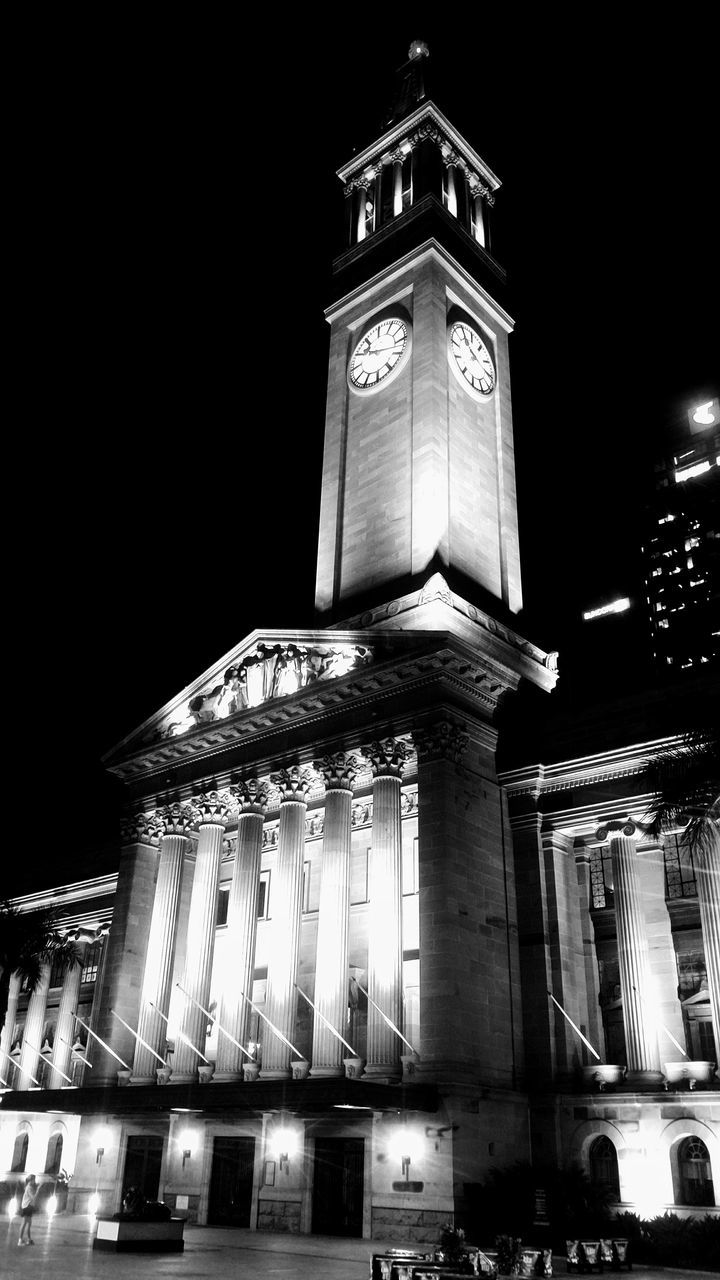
[383,39,430,128]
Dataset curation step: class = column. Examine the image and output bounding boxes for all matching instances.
[49,943,86,1089]
[361,737,407,1083]
[311,753,357,1077]
[90,810,161,1084]
[392,156,403,216]
[260,766,314,1079]
[0,972,21,1087]
[215,779,269,1081]
[172,792,230,1082]
[131,804,193,1083]
[472,189,486,246]
[445,161,458,216]
[17,962,51,1090]
[599,821,662,1086]
[695,838,720,1059]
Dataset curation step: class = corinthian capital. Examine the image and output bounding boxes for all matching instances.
[413,721,469,765]
[155,802,195,837]
[361,737,408,779]
[230,777,271,813]
[270,765,315,803]
[120,810,160,846]
[313,752,358,791]
[190,790,232,827]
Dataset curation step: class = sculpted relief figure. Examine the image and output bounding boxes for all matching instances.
[162,642,373,738]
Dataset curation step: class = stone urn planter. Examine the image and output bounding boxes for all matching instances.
[156,1065,173,1086]
[116,1069,132,1087]
[400,1053,420,1081]
[291,1059,310,1080]
[663,1060,717,1090]
[242,1062,260,1082]
[198,1062,215,1084]
[580,1064,626,1091]
[343,1056,365,1079]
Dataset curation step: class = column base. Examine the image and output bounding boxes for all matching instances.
[129,1074,157,1087]
[170,1071,199,1085]
[259,1068,292,1080]
[212,1070,243,1083]
[624,1069,665,1091]
[309,1066,344,1078]
[363,1062,401,1084]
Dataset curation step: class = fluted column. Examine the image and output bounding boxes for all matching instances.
[215,780,269,1081]
[131,804,193,1083]
[311,753,358,1077]
[172,792,230,1082]
[17,963,51,1090]
[260,766,314,1078]
[695,837,720,1060]
[0,972,21,1087]
[49,943,86,1089]
[362,737,407,1083]
[599,821,662,1086]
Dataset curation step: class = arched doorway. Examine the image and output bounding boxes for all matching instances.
[588,1135,620,1201]
[676,1136,715,1206]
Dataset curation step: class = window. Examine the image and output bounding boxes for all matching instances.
[82,940,102,984]
[11,1131,29,1174]
[257,870,270,920]
[402,837,419,896]
[216,885,230,928]
[350,848,370,905]
[664,837,697,899]
[677,1136,714,1206]
[49,956,67,988]
[45,1133,63,1176]
[302,861,311,913]
[588,1136,620,1200]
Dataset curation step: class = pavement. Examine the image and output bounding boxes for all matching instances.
[1,1212,718,1280]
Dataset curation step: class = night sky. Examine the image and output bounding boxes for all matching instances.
[8,19,717,897]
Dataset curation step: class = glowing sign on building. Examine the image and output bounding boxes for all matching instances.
[674,459,711,484]
[582,598,631,621]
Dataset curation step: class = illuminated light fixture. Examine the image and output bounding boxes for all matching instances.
[689,398,719,427]
[178,1128,194,1168]
[674,459,711,483]
[273,1123,298,1173]
[582,598,631,621]
[94,1125,111,1164]
[88,1192,100,1216]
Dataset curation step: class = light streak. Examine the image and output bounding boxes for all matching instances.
[72,1013,131,1071]
[548,991,600,1060]
[355,981,417,1055]
[174,983,252,1059]
[237,989,305,1061]
[110,1009,166,1066]
[295,984,357,1056]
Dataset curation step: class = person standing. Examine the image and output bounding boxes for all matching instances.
[18,1173,39,1245]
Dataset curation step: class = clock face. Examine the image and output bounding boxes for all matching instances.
[349,318,409,392]
[448,321,495,398]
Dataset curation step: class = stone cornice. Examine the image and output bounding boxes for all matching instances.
[104,631,536,784]
[327,238,514,334]
[499,736,682,798]
[337,101,501,194]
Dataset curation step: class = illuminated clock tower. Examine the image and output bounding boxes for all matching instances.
[315,39,523,629]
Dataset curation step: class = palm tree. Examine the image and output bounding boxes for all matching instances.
[0,901,79,1045]
[641,727,720,855]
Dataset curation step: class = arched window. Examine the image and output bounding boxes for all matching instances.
[11,1131,29,1173]
[45,1132,63,1176]
[677,1136,714,1206]
[589,1135,620,1200]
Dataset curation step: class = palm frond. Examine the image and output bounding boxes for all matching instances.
[640,729,720,852]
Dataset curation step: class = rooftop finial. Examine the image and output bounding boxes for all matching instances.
[408,39,429,61]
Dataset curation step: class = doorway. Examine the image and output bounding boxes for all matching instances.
[312,1137,364,1236]
[122,1135,164,1203]
[208,1136,255,1226]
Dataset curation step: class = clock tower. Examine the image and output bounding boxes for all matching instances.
[315,39,523,630]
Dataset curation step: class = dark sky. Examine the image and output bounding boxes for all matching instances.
[8,19,718,895]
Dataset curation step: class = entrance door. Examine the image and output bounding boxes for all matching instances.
[312,1137,364,1237]
[122,1135,164,1203]
[208,1137,255,1226]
